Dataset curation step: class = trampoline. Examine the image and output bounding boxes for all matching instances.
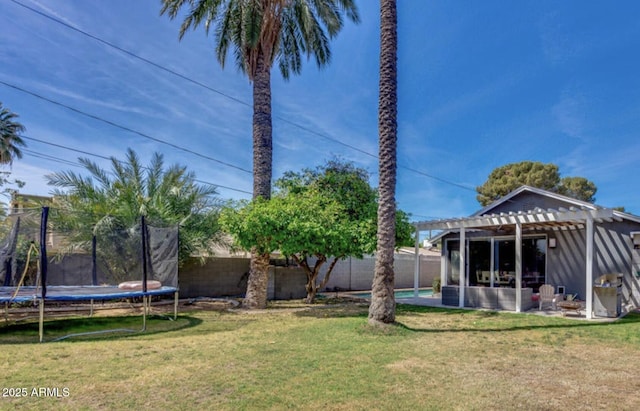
[1,285,178,303]
[1,207,180,342]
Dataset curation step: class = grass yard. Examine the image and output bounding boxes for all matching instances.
[1,299,639,410]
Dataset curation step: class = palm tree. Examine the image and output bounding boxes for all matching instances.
[369,0,397,326]
[161,0,359,309]
[46,148,224,271]
[0,102,27,166]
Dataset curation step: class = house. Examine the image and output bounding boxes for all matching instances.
[7,192,64,250]
[413,185,640,318]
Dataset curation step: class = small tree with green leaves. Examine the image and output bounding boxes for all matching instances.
[221,160,413,303]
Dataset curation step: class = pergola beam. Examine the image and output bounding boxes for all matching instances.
[414,207,613,231]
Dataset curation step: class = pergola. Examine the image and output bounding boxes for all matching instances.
[412,206,619,318]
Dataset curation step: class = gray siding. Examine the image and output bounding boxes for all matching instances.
[485,191,578,214]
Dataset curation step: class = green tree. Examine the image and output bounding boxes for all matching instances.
[222,160,413,303]
[46,148,224,272]
[476,161,597,206]
[0,102,27,166]
[557,176,597,203]
[161,0,359,309]
[369,0,398,326]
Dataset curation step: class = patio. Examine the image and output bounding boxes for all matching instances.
[394,293,630,321]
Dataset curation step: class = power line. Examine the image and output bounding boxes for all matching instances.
[20,141,443,216]
[21,136,253,196]
[23,136,111,161]
[8,0,476,193]
[8,0,250,108]
[22,148,81,167]
[0,80,252,175]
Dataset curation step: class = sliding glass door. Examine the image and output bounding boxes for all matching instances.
[447,236,547,291]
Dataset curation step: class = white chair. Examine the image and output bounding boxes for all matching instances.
[538,284,556,310]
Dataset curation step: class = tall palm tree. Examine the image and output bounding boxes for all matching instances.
[369,0,397,326]
[0,102,27,166]
[161,0,359,309]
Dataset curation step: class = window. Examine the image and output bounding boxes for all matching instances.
[446,241,460,285]
[447,235,547,291]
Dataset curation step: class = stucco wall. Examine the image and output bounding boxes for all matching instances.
[178,254,440,299]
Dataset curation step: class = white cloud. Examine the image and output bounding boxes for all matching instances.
[551,88,589,140]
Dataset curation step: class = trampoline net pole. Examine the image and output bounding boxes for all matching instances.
[39,207,49,299]
[91,236,97,286]
[141,216,148,293]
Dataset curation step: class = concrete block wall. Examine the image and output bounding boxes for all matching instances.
[41,253,442,300]
[179,257,249,299]
[320,254,440,291]
[179,258,308,300]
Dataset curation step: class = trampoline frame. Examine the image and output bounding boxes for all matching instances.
[1,208,180,342]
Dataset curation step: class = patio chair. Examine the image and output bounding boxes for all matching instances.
[538,284,556,310]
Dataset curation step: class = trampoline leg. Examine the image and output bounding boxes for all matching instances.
[39,300,44,343]
[90,299,94,317]
[142,295,147,332]
[174,291,179,320]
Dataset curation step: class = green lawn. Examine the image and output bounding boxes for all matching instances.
[1,300,639,410]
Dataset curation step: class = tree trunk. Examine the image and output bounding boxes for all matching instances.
[292,255,325,304]
[251,49,273,201]
[243,48,273,310]
[243,249,270,309]
[369,0,398,326]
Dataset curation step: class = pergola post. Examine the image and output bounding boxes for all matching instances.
[459,227,466,308]
[490,237,495,287]
[515,222,522,313]
[413,227,420,298]
[585,216,594,319]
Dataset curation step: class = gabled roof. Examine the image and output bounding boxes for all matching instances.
[472,185,598,217]
[416,185,640,237]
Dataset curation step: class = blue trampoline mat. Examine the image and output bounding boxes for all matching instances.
[0,285,178,303]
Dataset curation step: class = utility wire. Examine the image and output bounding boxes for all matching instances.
[21,136,253,196]
[0,80,252,175]
[8,0,249,108]
[22,148,81,167]
[8,0,476,193]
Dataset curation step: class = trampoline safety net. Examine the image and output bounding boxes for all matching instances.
[0,207,178,293]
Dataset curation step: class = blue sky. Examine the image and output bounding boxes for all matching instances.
[2,0,640,221]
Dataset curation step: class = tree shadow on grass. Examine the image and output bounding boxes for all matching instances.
[394,304,640,334]
[0,314,209,344]
[293,300,370,319]
[291,299,640,339]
